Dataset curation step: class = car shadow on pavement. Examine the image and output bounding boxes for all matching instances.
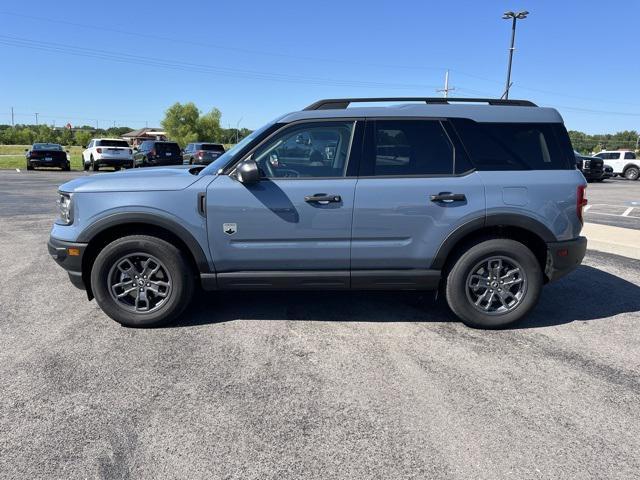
[171,265,640,330]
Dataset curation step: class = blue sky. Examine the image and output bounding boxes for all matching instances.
[0,0,638,134]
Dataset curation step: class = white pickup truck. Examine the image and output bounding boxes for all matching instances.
[593,150,639,180]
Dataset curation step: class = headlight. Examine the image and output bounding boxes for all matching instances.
[57,192,73,225]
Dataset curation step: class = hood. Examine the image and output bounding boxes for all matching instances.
[59,166,203,193]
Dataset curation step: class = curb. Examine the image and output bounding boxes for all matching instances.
[583,223,640,260]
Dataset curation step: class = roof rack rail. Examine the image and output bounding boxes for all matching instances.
[303,97,537,110]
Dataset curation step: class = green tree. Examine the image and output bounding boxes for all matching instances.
[196,108,223,142]
[74,130,93,147]
[161,102,200,147]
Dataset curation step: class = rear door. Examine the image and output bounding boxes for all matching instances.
[351,119,485,281]
[206,120,362,287]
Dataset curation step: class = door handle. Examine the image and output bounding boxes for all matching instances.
[304,193,342,204]
[430,192,466,203]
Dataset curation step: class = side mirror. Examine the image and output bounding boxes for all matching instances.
[235,159,260,185]
[24,148,28,152]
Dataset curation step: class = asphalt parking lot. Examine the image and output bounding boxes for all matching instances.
[585,177,640,229]
[1,170,639,479]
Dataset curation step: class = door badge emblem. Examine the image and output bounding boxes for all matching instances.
[223,223,237,235]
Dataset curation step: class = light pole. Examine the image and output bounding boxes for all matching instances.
[502,10,529,99]
[236,117,243,144]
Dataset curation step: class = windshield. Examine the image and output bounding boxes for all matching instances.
[201,120,277,175]
[33,143,62,151]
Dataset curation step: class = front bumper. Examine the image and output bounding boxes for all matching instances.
[545,236,587,282]
[47,236,88,290]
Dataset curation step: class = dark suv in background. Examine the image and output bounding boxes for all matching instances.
[134,141,182,167]
[182,143,226,165]
[574,151,604,182]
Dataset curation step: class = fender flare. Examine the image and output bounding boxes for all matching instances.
[77,211,211,272]
[430,213,556,270]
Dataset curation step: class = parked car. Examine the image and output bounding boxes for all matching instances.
[48,97,587,330]
[25,143,70,171]
[82,139,133,171]
[574,151,604,182]
[592,150,639,180]
[182,143,226,165]
[134,141,182,167]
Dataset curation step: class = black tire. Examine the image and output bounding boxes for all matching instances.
[445,238,542,329]
[26,161,34,171]
[91,156,99,172]
[62,163,71,171]
[83,157,89,171]
[91,235,195,327]
[623,166,639,180]
[114,166,121,171]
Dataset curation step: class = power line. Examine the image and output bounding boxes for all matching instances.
[0,34,439,91]
[4,10,638,110]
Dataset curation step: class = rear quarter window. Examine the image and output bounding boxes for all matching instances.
[451,119,574,170]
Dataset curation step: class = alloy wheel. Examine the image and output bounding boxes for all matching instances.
[107,253,172,313]
[465,256,528,315]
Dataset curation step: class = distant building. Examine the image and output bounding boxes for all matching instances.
[121,128,167,147]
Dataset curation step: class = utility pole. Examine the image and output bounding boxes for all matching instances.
[436,70,455,98]
[501,11,529,99]
[35,112,39,125]
[11,107,14,127]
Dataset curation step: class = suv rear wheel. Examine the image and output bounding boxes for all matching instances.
[445,238,542,329]
[624,166,639,180]
[91,235,194,327]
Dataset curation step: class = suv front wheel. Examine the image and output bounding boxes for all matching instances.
[445,238,542,329]
[91,235,194,327]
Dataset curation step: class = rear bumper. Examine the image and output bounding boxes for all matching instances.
[29,159,68,167]
[47,236,88,290]
[545,236,587,282]
[96,157,133,166]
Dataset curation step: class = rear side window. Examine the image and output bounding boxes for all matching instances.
[363,120,454,176]
[451,119,573,170]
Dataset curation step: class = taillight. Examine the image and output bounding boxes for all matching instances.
[129,149,132,154]
[96,148,102,153]
[150,148,156,157]
[197,150,204,158]
[577,185,587,224]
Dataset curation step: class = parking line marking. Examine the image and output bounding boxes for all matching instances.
[622,207,634,217]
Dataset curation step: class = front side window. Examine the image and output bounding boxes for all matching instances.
[625,152,636,160]
[252,121,354,178]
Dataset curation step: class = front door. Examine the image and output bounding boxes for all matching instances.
[206,120,361,287]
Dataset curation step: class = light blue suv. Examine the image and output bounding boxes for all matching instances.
[48,97,587,329]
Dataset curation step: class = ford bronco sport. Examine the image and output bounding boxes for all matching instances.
[48,97,587,329]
